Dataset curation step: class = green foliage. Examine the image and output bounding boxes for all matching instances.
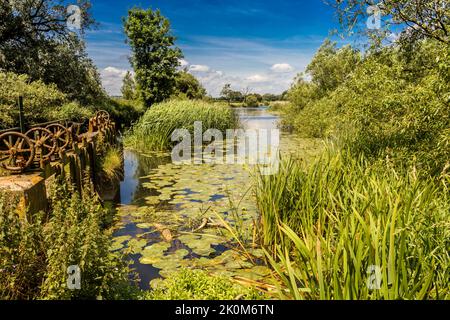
[145,269,263,300]
[173,70,207,100]
[125,99,237,152]
[305,40,361,97]
[0,2,104,105]
[121,71,137,100]
[284,39,450,175]
[124,8,183,107]
[0,179,134,300]
[0,71,67,129]
[332,0,450,45]
[244,94,260,108]
[220,84,244,103]
[102,98,145,128]
[49,102,94,122]
[100,147,123,181]
[256,149,450,300]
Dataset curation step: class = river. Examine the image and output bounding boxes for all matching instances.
[112,107,321,289]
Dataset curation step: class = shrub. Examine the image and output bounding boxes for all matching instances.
[145,269,263,300]
[0,71,66,129]
[49,102,94,122]
[0,179,134,300]
[103,98,145,128]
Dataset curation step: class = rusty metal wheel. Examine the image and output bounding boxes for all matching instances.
[0,132,35,172]
[46,123,70,152]
[26,127,56,162]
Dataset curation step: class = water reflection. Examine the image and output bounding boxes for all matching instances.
[115,107,286,289]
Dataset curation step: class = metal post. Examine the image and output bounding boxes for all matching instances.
[18,96,25,133]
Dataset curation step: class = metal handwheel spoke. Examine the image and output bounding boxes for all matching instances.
[26,127,56,162]
[0,132,35,172]
[45,124,70,153]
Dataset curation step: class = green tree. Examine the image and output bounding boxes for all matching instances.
[0,1,104,105]
[124,8,183,107]
[305,40,361,97]
[244,94,259,108]
[331,0,450,44]
[121,71,137,100]
[173,70,206,99]
[220,84,244,103]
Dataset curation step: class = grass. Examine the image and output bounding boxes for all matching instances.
[255,148,450,300]
[100,147,123,181]
[124,99,238,152]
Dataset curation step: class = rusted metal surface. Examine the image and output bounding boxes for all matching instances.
[0,110,113,174]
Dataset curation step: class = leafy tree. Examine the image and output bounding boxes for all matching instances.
[0,0,94,46]
[331,0,450,44]
[173,70,206,99]
[305,40,361,96]
[244,94,259,108]
[121,71,137,100]
[220,83,244,103]
[124,8,183,107]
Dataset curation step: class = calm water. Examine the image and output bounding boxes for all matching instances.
[114,107,320,289]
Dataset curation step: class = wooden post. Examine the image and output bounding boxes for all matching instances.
[18,96,25,133]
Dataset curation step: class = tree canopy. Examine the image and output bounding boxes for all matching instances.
[124,8,183,107]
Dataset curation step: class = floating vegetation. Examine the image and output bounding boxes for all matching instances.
[112,108,322,289]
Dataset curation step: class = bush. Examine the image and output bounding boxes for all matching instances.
[244,95,260,108]
[283,40,450,176]
[102,98,145,128]
[0,179,134,300]
[0,71,67,129]
[145,269,263,300]
[124,99,237,152]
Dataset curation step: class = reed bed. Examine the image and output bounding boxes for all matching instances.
[124,100,238,152]
[255,149,450,300]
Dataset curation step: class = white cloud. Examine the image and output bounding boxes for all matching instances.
[270,63,294,73]
[189,64,211,72]
[246,74,270,83]
[179,58,190,67]
[100,66,129,96]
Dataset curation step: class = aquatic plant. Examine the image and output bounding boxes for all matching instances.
[124,99,238,152]
[256,149,450,300]
[144,268,264,300]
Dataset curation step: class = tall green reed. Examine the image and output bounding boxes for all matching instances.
[124,100,238,152]
[256,149,449,300]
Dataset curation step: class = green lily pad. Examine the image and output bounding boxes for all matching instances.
[136,223,153,229]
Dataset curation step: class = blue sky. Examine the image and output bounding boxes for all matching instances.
[85,0,342,96]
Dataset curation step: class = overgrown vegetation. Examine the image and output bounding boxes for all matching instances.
[124,99,237,152]
[256,150,449,300]
[256,1,450,300]
[0,179,134,300]
[281,38,449,176]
